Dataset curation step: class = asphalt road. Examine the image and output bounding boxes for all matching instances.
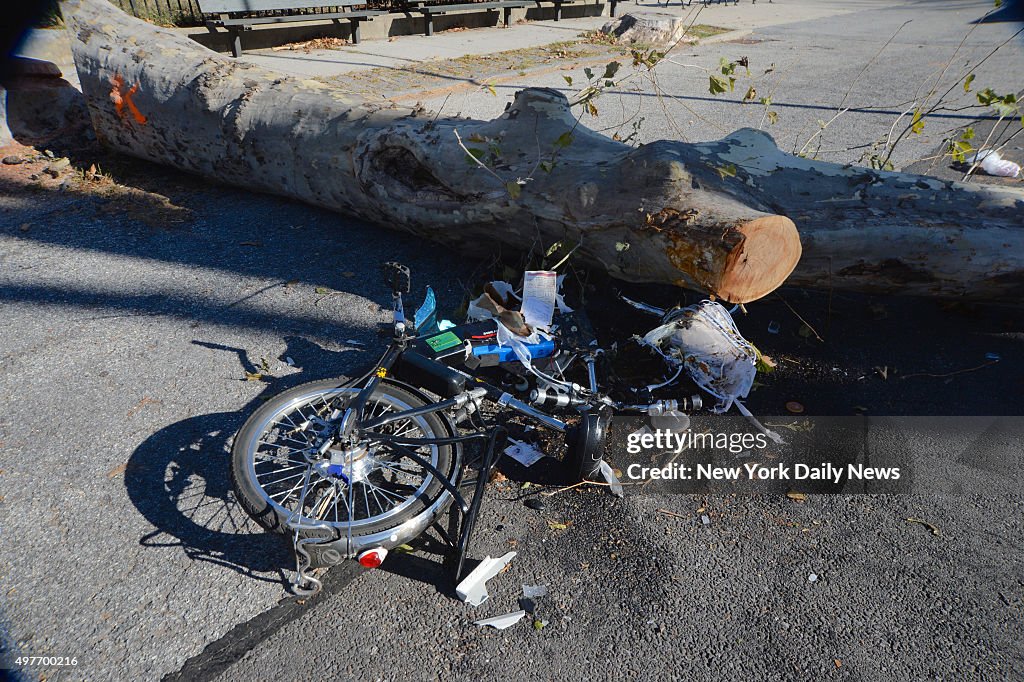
[425,0,1024,170]
[0,0,1022,680]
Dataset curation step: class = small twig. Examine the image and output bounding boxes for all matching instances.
[549,241,582,271]
[655,508,688,519]
[906,517,940,536]
[429,92,451,128]
[900,359,999,380]
[962,115,1009,182]
[775,293,824,342]
[541,477,632,497]
[453,128,505,186]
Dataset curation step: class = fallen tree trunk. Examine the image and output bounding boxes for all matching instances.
[64,0,1024,301]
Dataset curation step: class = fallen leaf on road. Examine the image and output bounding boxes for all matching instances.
[786,492,807,502]
[107,463,128,479]
[244,371,263,382]
[547,521,570,531]
[127,396,161,417]
[906,517,940,536]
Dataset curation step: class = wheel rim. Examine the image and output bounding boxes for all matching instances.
[244,386,442,531]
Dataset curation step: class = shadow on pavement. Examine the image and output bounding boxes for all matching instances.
[124,337,367,588]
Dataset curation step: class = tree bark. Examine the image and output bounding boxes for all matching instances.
[64,0,1024,302]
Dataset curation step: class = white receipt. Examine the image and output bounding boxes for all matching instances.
[503,439,546,467]
[521,270,557,330]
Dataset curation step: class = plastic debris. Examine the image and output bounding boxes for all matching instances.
[808,573,819,583]
[701,514,711,526]
[599,460,624,497]
[474,610,526,630]
[640,301,757,413]
[285,356,295,366]
[985,352,1001,361]
[618,293,666,317]
[969,149,1021,178]
[504,439,546,467]
[456,551,517,607]
[413,286,440,336]
[522,584,548,599]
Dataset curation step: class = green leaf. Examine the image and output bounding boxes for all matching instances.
[709,74,729,95]
[994,0,1002,7]
[993,101,1017,117]
[554,132,574,149]
[602,61,621,80]
[714,163,737,179]
[615,241,630,252]
[977,88,998,106]
[314,286,331,294]
[539,160,554,173]
[743,86,757,102]
[766,110,779,125]
[963,74,975,93]
[465,147,485,161]
[505,181,522,199]
[584,67,594,81]
[545,241,563,257]
[910,109,925,135]
[961,126,975,141]
[563,75,573,86]
[481,82,497,96]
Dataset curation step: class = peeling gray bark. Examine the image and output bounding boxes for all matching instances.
[64,0,1024,302]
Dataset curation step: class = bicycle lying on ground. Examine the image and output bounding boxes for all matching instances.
[230,263,702,595]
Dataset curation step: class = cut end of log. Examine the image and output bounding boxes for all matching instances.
[717,215,802,303]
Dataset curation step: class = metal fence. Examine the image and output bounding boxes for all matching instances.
[109,0,203,25]
[107,0,394,26]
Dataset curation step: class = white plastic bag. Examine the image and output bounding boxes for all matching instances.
[641,301,757,413]
[969,149,1021,178]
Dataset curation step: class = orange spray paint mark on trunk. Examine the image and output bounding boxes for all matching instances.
[109,73,148,125]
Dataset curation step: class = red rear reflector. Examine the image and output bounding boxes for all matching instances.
[358,548,387,568]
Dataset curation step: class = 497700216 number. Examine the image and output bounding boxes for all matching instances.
[11,656,79,667]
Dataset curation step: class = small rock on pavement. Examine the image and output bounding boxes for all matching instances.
[46,157,71,173]
[525,498,546,511]
[2,155,23,165]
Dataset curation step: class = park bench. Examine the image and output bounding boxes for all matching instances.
[198,0,386,57]
[535,0,611,21]
[405,0,532,36]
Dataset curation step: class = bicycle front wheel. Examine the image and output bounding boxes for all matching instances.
[230,378,460,549]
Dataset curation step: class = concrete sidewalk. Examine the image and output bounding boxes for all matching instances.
[230,0,871,78]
